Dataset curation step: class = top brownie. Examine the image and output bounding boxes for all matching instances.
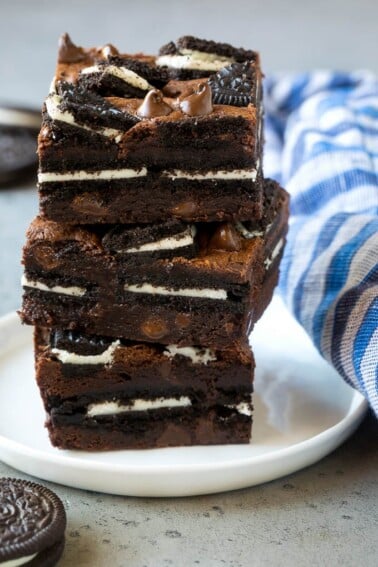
[37,34,264,225]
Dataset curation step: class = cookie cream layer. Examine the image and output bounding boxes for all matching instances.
[156,49,235,71]
[45,94,122,140]
[52,340,120,365]
[235,222,264,239]
[2,553,38,567]
[164,345,217,365]
[87,397,191,417]
[162,167,258,181]
[38,167,147,183]
[124,225,196,253]
[80,64,153,91]
[124,283,227,300]
[226,401,253,416]
[21,275,86,297]
[264,238,285,269]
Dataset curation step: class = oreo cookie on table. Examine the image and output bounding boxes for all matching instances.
[0,105,40,186]
[0,477,66,566]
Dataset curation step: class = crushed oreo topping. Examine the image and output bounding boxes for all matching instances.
[51,329,113,356]
[208,62,255,106]
[56,82,139,131]
[106,56,169,89]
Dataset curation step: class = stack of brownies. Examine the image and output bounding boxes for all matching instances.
[20,34,289,450]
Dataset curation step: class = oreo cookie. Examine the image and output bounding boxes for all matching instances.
[0,106,40,186]
[0,478,66,566]
[208,62,255,106]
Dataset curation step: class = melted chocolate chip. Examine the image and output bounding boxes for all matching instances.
[137,90,172,118]
[179,83,213,117]
[58,33,87,64]
[171,201,197,219]
[141,318,168,340]
[208,62,255,106]
[208,223,242,252]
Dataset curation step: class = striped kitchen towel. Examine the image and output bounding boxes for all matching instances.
[263,71,378,415]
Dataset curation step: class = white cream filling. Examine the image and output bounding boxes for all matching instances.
[80,64,153,91]
[0,108,40,129]
[45,94,123,140]
[156,49,235,71]
[124,283,227,300]
[124,226,196,253]
[52,340,120,365]
[38,167,147,183]
[1,554,38,567]
[235,222,263,239]
[21,275,86,297]
[87,396,191,417]
[162,168,258,181]
[264,238,285,269]
[163,345,217,365]
[226,401,253,417]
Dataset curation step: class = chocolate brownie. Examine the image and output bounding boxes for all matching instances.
[20,180,289,348]
[0,478,66,566]
[34,327,254,450]
[36,34,264,224]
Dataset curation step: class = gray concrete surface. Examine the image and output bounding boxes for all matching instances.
[1,2,377,565]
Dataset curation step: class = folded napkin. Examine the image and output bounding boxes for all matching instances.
[263,71,378,416]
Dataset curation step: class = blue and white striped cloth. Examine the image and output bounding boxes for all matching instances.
[263,71,378,416]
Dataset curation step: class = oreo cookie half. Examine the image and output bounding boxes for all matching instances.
[0,106,40,186]
[0,478,67,566]
[208,62,255,106]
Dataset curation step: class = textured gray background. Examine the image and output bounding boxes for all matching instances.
[0,1,377,565]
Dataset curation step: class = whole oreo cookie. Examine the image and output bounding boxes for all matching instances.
[0,478,66,566]
[208,62,255,106]
[0,106,40,186]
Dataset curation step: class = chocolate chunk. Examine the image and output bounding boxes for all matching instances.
[179,83,213,116]
[171,201,198,219]
[141,318,168,340]
[208,223,242,252]
[208,62,255,106]
[0,478,66,566]
[137,90,172,118]
[58,33,87,64]
[51,329,113,356]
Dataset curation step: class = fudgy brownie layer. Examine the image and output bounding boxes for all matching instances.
[21,258,279,348]
[46,407,252,450]
[21,180,288,347]
[38,100,260,171]
[35,326,254,409]
[38,171,263,225]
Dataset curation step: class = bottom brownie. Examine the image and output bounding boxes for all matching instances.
[47,407,252,451]
[35,328,253,450]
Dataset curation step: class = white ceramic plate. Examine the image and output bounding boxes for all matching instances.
[0,297,367,497]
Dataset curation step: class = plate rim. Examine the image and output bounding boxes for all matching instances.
[0,311,368,476]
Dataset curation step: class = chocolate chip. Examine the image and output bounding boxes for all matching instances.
[208,223,242,252]
[58,33,87,64]
[171,201,197,219]
[208,62,255,106]
[175,313,191,329]
[179,83,213,117]
[137,90,172,118]
[141,318,168,340]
